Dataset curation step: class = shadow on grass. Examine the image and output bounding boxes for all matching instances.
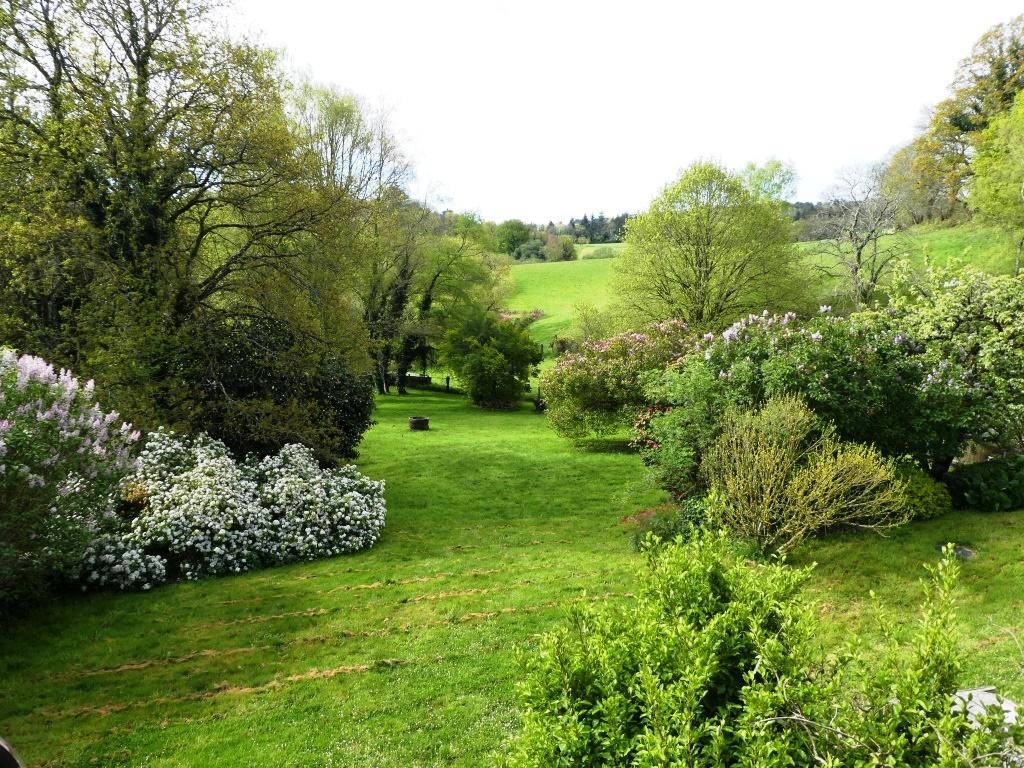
[573,438,635,454]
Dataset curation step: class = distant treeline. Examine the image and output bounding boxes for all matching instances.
[476,213,630,262]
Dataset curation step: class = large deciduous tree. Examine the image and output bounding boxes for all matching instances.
[614,161,803,328]
[0,0,386,459]
[911,15,1024,214]
[971,95,1024,276]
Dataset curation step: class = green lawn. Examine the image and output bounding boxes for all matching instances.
[506,258,616,348]
[2,390,1022,767]
[0,391,664,767]
[509,223,1018,349]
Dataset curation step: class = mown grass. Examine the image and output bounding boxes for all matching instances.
[2,391,1023,767]
[506,258,615,348]
[0,391,664,767]
[793,515,1024,699]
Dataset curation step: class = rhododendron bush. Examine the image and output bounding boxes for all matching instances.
[82,431,387,590]
[0,348,140,607]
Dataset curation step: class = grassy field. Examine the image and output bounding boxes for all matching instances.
[2,390,1023,767]
[505,257,616,347]
[508,223,1017,349]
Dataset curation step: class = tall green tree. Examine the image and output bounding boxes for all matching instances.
[971,95,1024,276]
[913,15,1024,212]
[439,310,541,408]
[615,162,804,328]
[0,0,328,420]
[495,219,532,255]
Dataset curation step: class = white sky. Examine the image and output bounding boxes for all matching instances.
[232,0,1021,223]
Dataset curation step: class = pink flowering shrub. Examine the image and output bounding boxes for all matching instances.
[0,348,140,608]
[541,320,692,440]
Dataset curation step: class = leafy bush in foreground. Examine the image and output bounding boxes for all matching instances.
[898,462,955,520]
[504,534,1020,767]
[945,453,1024,512]
[701,397,907,555]
[0,348,140,609]
[81,431,386,589]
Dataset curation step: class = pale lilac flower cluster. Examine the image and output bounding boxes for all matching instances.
[717,310,797,346]
[81,430,387,590]
[552,319,690,375]
[0,348,140,485]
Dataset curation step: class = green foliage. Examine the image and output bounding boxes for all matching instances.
[440,312,542,408]
[513,239,545,261]
[504,533,825,766]
[701,397,907,554]
[581,245,617,259]
[497,219,534,255]
[897,462,954,520]
[0,349,138,610]
[541,321,691,441]
[888,265,1024,453]
[910,15,1024,216]
[542,234,576,261]
[741,158,796,201]
[946,454,1024,512]
[616,161,806,328]
[637,355,735,499]
[629,498,707,551]
[174,316,376,463]
[506,535,1015,767]
[644,269,1024,487]
[971,92,1024,273]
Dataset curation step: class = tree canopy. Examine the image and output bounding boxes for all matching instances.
[614,162,804,328]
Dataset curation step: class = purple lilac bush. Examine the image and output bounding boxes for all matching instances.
[541,320,692,440]
[0,348,140,607]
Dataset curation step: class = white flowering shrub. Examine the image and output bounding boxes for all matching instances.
[83,430,386,590]
[0,348,140,608]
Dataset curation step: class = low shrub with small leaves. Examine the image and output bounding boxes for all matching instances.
[945,453,1024,512]
[503,534,1022,767]
[80,430,386,590]
[629,497,707,551]
[700,396,908,554]
[897,462,954,520]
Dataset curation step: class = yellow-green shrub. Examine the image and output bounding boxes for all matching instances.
[701,396,908,554]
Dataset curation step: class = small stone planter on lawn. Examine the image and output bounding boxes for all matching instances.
[409,416,430,431]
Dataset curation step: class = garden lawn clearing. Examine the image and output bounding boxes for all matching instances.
[0,391,663,767]
[1,390,1023,766]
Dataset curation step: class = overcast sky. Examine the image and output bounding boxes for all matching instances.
[232,0,1021,223]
